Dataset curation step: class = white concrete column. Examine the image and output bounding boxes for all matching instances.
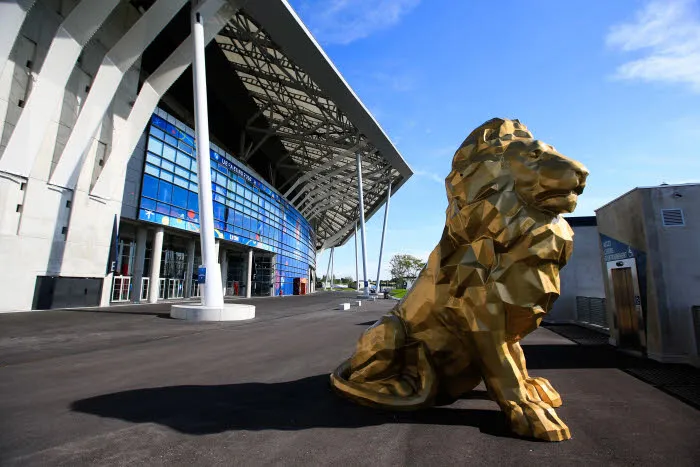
[220,245,228,297]
[148,227,164,303]
[354,222,360,292]
[246,248,253,298]
[131,227,148,302]
[375,182,392,293]
[191,5,223,308]
[325,249,332,289]
[185,238,196,298]
[330,247,335,289]
[356,153,370,296]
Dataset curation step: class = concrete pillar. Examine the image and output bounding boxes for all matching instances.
[191,5,223,309]
[131,227,148,302]
[375,182,392,293]
[246,248,253,298]
[330,247,335,289]
[356,152,370,296]
[270,253,277,296]
[148,227,164,303]
[185,238,196,298]
[354,222,360,292]
[220,245,228,297]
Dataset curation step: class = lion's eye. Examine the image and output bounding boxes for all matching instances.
[529,150,542,159]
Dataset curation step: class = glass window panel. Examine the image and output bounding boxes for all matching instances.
[226,223,235,233]
[213,202,226,221]
[176,151,191,169]
[160,170,174,183]
[165,134,178,147]
[215,220,225,231]
[178,140,192,154]
[141,197,156,211]
[161,160,175,173]
[157,181,173,203]
[142,174,159,199]
[189,172,198,181]
[146,153,161,166]
[228,179,236,191]
[144,164,160,177]
[189,182,198,193]
[187,192,199,211]
[162,144,176,162]
[173,176,188,189]
[172,185,188,208]
[214,193,226,204]
[175,166,189,179]
[150,128,165,140]
[170,206,186,219]
[148,136,163,154]
[156,202,170,215]
[236,185,244,196]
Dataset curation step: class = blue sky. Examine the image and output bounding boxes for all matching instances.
[287,0,700,281]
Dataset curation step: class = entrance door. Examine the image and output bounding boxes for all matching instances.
[611,267,640,349]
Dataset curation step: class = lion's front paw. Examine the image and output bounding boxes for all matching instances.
[504,400,571,442]
[524,377,562,408]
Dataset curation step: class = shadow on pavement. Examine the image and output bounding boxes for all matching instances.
[71,375,516,438]
[355,320,377,326]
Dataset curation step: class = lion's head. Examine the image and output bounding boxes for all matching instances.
[444,118,588,236]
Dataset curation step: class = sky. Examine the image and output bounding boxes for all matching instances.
[286,0,700,282]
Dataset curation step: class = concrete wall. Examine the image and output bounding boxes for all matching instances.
[596,189,648,346]
[0,1,142,312]
[548,224,606,323]
[596,185,700,366]
[645,185,700,364]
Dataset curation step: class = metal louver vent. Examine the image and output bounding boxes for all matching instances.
[661,209,684,226]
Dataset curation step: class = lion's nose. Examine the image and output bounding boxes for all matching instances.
[573,161,589,183]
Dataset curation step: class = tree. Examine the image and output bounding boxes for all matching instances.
[389,254,426,285]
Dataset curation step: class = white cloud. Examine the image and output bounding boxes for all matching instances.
[414,170,444,184]
[296,0,420,45]
[606,0,700,92]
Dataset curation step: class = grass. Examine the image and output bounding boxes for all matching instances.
[390,288,407,299]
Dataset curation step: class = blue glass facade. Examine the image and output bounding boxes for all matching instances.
[138,110,315,296]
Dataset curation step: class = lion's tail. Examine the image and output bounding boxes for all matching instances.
[329,340,437,411]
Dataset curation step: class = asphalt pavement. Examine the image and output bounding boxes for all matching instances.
[0,292,698,466]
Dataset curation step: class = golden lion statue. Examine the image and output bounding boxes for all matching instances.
[330,118,588,442]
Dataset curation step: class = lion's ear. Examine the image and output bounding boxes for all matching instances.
[482,128,494,143]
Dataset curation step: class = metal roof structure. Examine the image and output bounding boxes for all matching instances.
[213,0,413,251]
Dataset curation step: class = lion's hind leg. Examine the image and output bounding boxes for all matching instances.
[330,315,438,410]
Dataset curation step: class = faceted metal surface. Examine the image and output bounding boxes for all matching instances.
[330,118,589,442]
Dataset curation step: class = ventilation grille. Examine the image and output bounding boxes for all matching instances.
[576,296,608,329]
[661,209,685,226]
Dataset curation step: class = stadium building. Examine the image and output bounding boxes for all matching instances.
[0,0,413,313]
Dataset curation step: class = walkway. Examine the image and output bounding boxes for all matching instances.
[0,292,698,466]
